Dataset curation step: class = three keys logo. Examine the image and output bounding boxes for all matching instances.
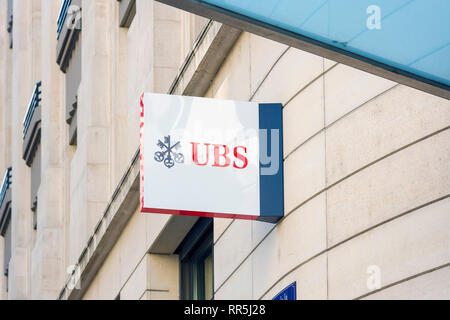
[154,136,184,169]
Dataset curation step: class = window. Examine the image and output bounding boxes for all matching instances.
[56,0,82,146]
[64,36,81,146]
[7,0,13,48]
[3,217,11,287]
[0,168,12,292]
[117,0,136,28]
[176,218,213,300]
[22,82,42,230]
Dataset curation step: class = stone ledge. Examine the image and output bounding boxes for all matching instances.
[59,149,140,300]
[169,21,242,97]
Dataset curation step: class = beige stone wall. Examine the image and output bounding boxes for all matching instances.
[78,2,199,300]
[0,0,8,300]
[0,0,68,300]
[82,206,179,300]
[126,0,183,161]
[0,0,12,176]
[79,28,449,300]
[78,2,209,300]
[0,0,201,299]
[210,33,450,300]
[1,1,448,300]
[180,12,209,62]
[30,0,67,299]
[9,0,33,299]
[68,0,115,267]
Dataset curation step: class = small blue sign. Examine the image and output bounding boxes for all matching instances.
[272,282,297,300]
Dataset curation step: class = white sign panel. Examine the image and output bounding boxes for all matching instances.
[140,93,283,223]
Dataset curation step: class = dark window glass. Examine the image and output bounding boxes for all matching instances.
[7,0,13,48]
[3,212,11,292]
[177,218,213,300]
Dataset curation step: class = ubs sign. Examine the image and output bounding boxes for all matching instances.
[140,93,284,223]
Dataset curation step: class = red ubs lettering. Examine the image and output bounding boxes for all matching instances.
[191,142,248,169]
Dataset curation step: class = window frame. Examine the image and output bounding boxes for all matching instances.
[56,0,82,146]
[176,218,214,300]
[117,0,136,28]
[22,82,42,229]
[7,0,13,48]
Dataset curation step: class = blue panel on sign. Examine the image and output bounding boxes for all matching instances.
[273,282,297,300]
[258,103,284,223]
[201,0,450,88]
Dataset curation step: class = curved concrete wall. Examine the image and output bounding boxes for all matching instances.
[210,33,450,300]
[81,24,450,302]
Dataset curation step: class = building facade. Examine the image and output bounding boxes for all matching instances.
[0,0,449,300]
